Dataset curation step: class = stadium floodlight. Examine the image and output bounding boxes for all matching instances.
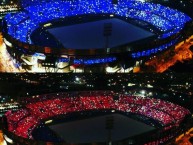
[43,23,52,27]
[75,77,80,81]
[140,90,146,95]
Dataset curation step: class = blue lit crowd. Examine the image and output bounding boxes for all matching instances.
[4,0,191,43]
[5,91,190,142]
[2,0,192,64]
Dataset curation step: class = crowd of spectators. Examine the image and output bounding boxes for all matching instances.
[119,0,191,37]
[4,91,190,142]
[1,0,191,65]
[3,0,191,43]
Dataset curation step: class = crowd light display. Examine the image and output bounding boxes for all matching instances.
[4,0,191,43]
[1,0,192,66]
[4,91,190,143]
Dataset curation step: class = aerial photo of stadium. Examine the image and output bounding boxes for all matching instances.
[2,91,191,145]
[0,73,193,145]
[0,0,193,72]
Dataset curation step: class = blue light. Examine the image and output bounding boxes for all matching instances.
[58,58,69,63]
[131,38,179,58]
[74,57,116,65]
[73,59,83,65]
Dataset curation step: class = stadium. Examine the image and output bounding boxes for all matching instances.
[1,0,192,72]
[1,73,193,145]
[2,90,191,145]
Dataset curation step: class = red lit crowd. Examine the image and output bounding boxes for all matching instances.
[4,91,190,141]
